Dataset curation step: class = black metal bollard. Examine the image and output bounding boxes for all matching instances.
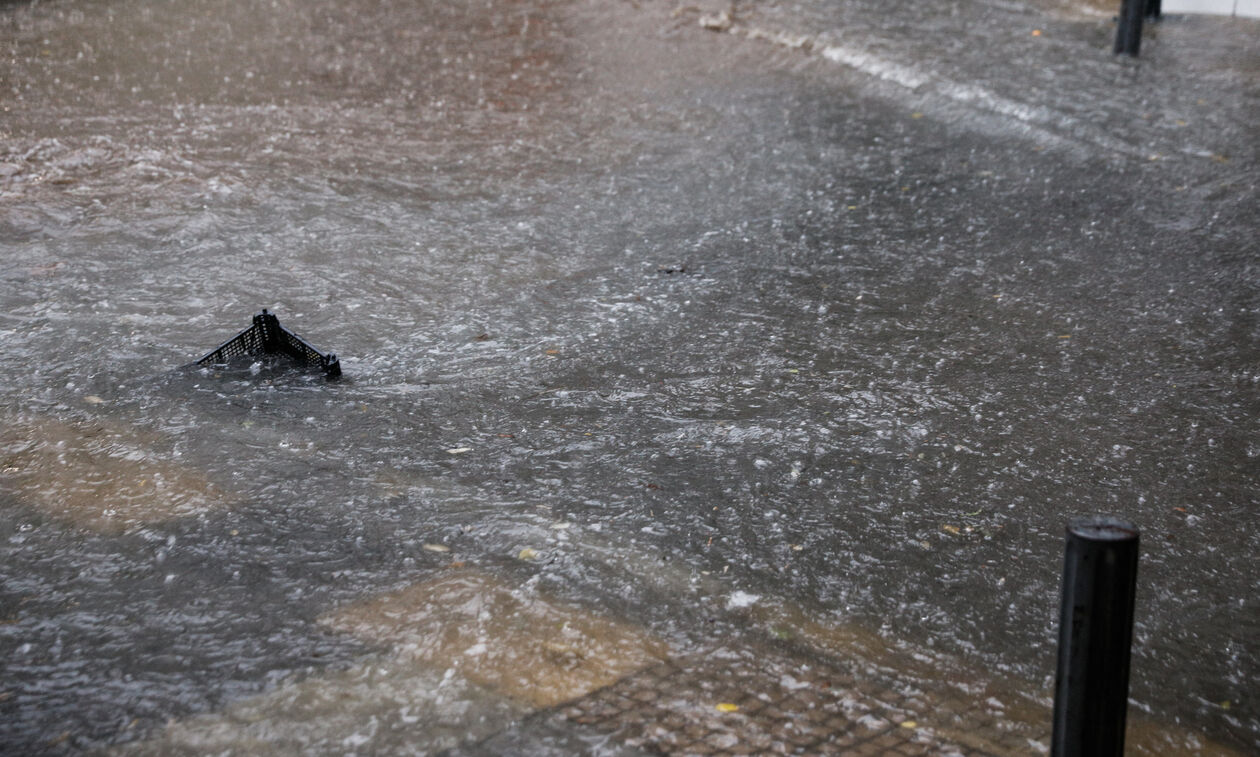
[1051,517,1140,757]
[1115,0,1161,56]
[1115,0,1147,56]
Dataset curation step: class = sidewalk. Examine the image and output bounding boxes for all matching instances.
[116,565,1242,756]
[469,643,1037,756]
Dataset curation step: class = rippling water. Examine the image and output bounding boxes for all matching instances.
[2,0,1257,753]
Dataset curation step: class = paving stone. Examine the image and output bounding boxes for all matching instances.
[321,568,667,709]
[537,642,990,756]
[0,416,231,533]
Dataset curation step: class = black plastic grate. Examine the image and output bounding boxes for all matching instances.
[195,309,341,378]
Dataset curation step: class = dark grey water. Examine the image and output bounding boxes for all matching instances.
[2,0,1257,754]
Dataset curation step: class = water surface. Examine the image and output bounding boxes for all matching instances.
[2,0,1257,753]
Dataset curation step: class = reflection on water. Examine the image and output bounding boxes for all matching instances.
[1,0,1257,753]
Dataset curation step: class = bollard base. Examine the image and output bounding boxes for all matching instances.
[1050,516,1139,757]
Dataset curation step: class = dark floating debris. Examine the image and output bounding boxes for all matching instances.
[195,309,341,378]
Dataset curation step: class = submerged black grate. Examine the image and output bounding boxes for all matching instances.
[195,309,341,377]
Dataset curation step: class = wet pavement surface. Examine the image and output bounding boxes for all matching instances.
[487,644,1034,756]
[2,0,1258,754]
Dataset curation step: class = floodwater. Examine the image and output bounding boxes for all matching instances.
[2,0,1257,754]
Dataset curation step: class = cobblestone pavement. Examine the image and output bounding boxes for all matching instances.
[477,639,1050,756]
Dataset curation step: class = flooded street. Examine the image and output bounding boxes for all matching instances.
[2,0,1258,754]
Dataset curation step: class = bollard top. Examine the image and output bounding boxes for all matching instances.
[1067,516,1139,542]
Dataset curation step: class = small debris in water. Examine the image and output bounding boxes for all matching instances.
[715,702,739,712]
[445,447,473,455]
[517,547,540,560]
[423,544,451,553]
